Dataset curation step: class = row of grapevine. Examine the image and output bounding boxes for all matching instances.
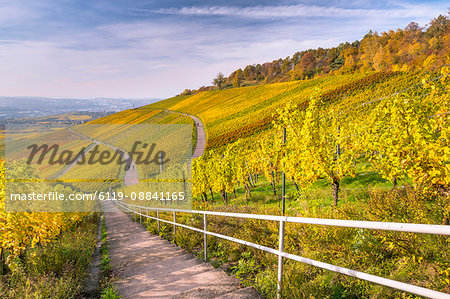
[147,72,372,140]
[0,160,91,273]
[207,115,275,149]
[193,69,449,206]
[201,71,420,149]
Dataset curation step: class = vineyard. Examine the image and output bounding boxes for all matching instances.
[1,14,449,297]
[191,69,449,205]
[0,107,196,283]
[89,65,450,297]
[0,160,99,298]
[77,66,450,210]
[141,71,422,143]
[2,65,447,297]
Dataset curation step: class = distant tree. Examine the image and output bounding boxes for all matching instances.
[405,22,420,32]
[359,31,379,70]
[232,69,244,87]
[342,47,358,72]
[427,14,449,38]
[243,65,255,81]
[213,72,226,89]
[299,52,317,73]
[181,89,192,95]
[330,56,344,70]
[290,52,317,80]
[281,57,292,72]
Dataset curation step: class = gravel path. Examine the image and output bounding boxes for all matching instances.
[64,127,139,186]
[103,201,261,298]
[163,109,207,158]
[189,115,206,159]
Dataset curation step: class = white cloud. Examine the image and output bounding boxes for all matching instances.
[144,3,444,19]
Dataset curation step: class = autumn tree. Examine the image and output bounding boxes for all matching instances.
[358,30,380,70]
[213,72,226,89]
[341,46,358,73]
[426,14,449,38]
[232,69,244,87]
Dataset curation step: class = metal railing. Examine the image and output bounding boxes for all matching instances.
[115,201,450,299]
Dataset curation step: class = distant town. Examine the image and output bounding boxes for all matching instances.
[0,97,156,121]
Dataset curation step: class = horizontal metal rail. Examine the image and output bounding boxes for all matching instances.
[116,203,449,235]
[115,201,450,299]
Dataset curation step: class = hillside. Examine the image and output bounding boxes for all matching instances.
[92,13,450,151]
[92,65,448,201]
[148,71,425,146]
[95,71,426,149]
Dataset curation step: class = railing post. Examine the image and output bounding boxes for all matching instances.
[157,209,160,235]
[282,127,286,216]
[139,207,142,224]
[277,219,285,299]
[146,208,149,227]
[173,211,176,239]
[203,213,208,262]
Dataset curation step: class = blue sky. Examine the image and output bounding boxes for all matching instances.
[0,0,447,99]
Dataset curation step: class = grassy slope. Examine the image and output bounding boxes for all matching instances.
[140,71,422,144]
[91,71,427,149]
[89,108,193,125]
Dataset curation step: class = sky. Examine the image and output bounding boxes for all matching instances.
[0,0,448,99]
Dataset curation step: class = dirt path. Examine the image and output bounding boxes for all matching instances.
[163,109,206,159]
[103,201,260,298]
[121,152,139,186]
[99,112,262,298]
[189,115,206,159]
[64,128,139,186]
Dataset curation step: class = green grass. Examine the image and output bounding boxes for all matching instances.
[200,163,411,215]
[99,215,121,299]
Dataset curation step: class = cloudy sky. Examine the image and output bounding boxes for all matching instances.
[0,0,447,99]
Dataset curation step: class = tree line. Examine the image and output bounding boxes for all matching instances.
[180,14,448,95]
